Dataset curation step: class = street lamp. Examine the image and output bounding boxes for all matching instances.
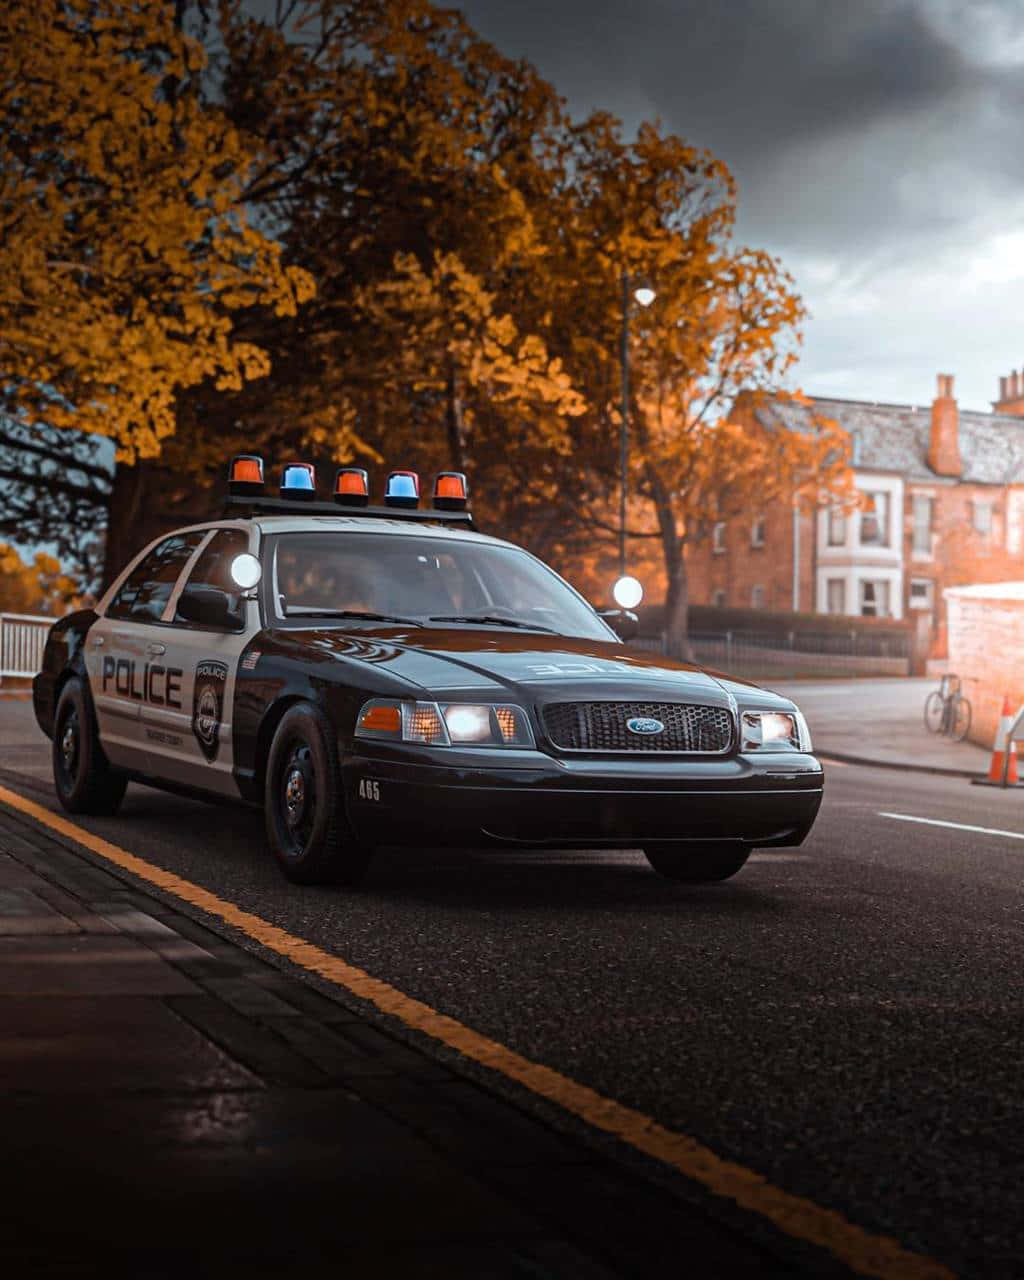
[619,271,656,581]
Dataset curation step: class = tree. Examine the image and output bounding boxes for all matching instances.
[527,117,857,654]
[0,418,111,593]
[0,0,314,578]
[0,542,83,615]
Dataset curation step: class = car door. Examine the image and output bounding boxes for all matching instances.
[139,526,259,796]
[86,531,209,770]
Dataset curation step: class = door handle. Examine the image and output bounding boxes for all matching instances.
[146,643,166,656]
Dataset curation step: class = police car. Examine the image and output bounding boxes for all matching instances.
[33,458,823,886]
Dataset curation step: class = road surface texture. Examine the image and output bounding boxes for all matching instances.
[1,688,1021,1278]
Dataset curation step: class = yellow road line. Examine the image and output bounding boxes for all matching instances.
[0,782,952,1280]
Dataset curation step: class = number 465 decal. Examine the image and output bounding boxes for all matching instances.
[358,779,381,802]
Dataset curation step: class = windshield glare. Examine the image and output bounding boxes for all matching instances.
[269,532,613,641]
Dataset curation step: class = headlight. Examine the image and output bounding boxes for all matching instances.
[355,699,535,748]
[741,709,812,752]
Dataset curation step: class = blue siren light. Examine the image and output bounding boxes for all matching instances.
[384,470,420,509]
[280,462,316,501]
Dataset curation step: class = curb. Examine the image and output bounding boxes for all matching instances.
[817,748,984,781]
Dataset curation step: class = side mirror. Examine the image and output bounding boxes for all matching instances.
[597,608,639,641]
[177,585,243,631]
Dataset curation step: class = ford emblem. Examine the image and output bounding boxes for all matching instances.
[626,716,665,735]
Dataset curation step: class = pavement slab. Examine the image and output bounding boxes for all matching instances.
[0,789,802,1279]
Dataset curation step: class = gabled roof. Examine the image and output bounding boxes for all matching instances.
[755,395,1024,486]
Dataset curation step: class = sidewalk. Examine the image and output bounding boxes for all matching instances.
[0,800,797,1279]
[773,678,992,777]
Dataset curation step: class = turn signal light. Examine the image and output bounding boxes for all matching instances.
[433,472,468,511]
[358,704,401,733]
[228,455,265,496]
[281,462,316,500]
[384,470,420,509]
[334,467,370,507]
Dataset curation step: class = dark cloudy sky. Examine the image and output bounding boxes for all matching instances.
[457,0,1024,411]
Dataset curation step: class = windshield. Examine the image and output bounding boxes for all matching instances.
[267,531,614,641]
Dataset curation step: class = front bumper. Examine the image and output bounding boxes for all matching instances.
[343,747,824,849]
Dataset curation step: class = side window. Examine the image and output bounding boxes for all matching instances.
[107,532,206,623]
[174,529,251,623]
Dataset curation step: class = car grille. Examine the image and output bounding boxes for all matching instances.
[541,702,733,753]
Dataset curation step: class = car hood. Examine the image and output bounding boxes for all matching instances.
[279,626,791,710]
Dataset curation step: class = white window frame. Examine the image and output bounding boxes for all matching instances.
[909,578,934,611]
[750,516,765,548]
[712,521,727,554]
[826,578,846,615]
[911,494,933,557]
[751,584,765,609]
[859,492,890,547]
[827,506,846,547]
[859,578,891,618]
[972,499,992,536]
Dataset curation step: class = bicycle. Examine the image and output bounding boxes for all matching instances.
[924,673,972,741]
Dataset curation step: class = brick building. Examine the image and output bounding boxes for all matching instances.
[687,372,1024,654]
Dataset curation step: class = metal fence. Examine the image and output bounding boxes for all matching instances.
[632,628,911,679]
[0,613,52,683]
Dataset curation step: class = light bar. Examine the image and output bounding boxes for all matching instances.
[384,470,420,509]
[228,455,265,497]
[334,467,369,507]
[280,462,316,501]
[433,472,468,511]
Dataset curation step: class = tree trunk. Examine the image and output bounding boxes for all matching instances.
[102,462,148,590]
[101,457,218,590]
[634,409,694,662]
[663,552,694,663]
[445,357,467,473]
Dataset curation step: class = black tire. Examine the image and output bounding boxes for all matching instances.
[643,841,751,883]
[951,694,972,743]
[52,677,127,815]
[924,691,944,734]
[265,702,373,885]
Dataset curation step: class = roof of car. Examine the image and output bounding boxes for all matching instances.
[247,513,508,546]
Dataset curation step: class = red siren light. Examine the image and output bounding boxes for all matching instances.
[280,462,316,501]
[334,467,370,507]
[228,455,265,497]
[384,470,420,509]
[433,472,468,511]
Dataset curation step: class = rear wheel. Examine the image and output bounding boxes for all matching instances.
[52,678,127,815]
[643,841,750,883]
[265,703,373,885]
[924,691,944,734]
[951,694,972,743]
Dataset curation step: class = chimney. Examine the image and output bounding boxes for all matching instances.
[992,368,1024,417]
[928,373,961,477]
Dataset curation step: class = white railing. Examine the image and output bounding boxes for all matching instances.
[0,612,53,682]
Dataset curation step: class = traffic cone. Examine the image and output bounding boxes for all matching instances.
[985,695,1018,784]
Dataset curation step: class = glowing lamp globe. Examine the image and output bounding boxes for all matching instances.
[612,576,644,610]
[633,286,656,308]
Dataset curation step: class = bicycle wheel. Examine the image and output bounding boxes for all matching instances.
[924,691,944,733]
[951,695,972,742]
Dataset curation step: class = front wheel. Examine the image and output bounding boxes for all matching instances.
[923,691,944,734]
[951,694,972,743]
[265,703,373,885]
[52,678,127,815]
[643,842,751,883]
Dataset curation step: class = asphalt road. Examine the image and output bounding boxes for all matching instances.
[3,694,1024,1278]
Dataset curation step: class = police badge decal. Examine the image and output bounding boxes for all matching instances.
[192,660,228,762]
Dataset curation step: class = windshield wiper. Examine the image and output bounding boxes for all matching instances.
[428,613,558,633]
[285,609,423,627]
